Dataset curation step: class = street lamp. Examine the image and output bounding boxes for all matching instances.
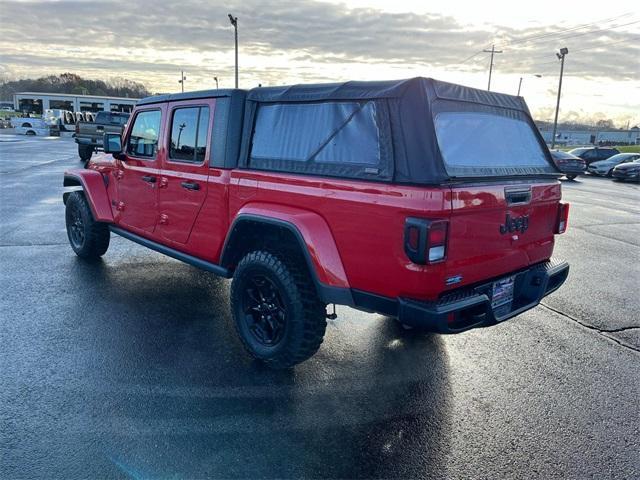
[551,47,569,149]
[228,14,238,88]
[517,74,542,97]
[214,76,219,89]
[178,71,186,93]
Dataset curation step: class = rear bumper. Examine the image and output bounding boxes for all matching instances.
[559,166,585,175]
[75,137,102,147]
[353,258,569,334]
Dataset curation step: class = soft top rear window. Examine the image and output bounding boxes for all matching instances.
[433,102,556,178]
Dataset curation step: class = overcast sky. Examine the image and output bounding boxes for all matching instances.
[1,0,638,126]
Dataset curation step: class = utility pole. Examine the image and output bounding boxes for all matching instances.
[179,71,186,93]
[228,14,238,88]
[214,76,219,89]
[483,45,503,91]
[551,48,569,149]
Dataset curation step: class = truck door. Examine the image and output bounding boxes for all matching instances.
[116,107,163,234]
[156,101,212,245]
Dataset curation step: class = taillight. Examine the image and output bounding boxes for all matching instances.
[404,217,448,264]
[556,202,570,234]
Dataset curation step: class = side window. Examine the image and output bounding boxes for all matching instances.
[126,110,161,159]
[169,106,210,163]
[247,100,392,180]
[582,150,596,160]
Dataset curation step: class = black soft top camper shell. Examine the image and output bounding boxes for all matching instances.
[135,78,557,184]
[240,77,558,184]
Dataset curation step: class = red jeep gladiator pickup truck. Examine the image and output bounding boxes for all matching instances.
[63,77,569,368]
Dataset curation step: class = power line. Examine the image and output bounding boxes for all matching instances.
[496,12,632,48]
[528,37,637,65]
[455,14,638,68]
[530,19,639,45]
[459,47,492,65]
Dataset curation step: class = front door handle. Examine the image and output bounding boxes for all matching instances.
[181,181,200,191]
[141,175,156,183]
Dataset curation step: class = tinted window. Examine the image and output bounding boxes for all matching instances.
[581,150,597,159]
[95,112,109,124]
[169,106,209,163]
[434,112,554,177]
[250,101,381,166]
[126,110,161,158]
[551,150,577,160]
[110,113,129,126]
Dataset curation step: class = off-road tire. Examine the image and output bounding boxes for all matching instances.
[78,144,93,162]
[65,191,110,259]
[230,250,326,368]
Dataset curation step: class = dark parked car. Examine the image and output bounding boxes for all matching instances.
[612,158,640,182]
[568,147,620,166]
[550,150,586,180]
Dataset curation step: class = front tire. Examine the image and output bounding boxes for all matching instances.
[565,174,577,180]
[65,191,110,258]
[230,250,326,368]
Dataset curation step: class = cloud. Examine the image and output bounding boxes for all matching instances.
[0,0,638,126]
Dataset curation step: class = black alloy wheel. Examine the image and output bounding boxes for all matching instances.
[241,274,287,347]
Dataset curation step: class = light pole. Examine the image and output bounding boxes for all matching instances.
[228,14,238,88]
[178,71,186,93]
[551,48,569,149]
[517,74,542,97]
[214,76,219,89]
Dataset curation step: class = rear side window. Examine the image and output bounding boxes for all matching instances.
[434,109,555,177]
[248,100,391,179]
[111,114,129,126]
[169,106,210,163]
[126,110,161,158]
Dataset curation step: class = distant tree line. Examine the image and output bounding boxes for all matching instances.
[0,73,151,100]
[536,119,636,132]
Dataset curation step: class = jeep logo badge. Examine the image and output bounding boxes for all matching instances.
[500,213,529,234]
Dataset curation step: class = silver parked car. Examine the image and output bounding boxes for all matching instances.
[587,153,640,177]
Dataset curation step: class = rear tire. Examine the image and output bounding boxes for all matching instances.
[230,250,326,368]
[65,191,110,259]
[78,144,93,162]
[565,174,577,180]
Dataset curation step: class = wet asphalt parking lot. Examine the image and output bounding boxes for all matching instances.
[1,134,638,479]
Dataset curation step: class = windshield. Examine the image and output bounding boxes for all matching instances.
[607,153,639,163]
[434,111,555,177]
[568,148,588,155]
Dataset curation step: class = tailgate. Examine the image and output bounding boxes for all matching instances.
[445,181,560,289]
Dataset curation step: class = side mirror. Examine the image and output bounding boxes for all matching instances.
[103,133,125,160]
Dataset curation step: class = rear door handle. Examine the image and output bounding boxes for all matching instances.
[141,175,156,183]
[181,181,200,191]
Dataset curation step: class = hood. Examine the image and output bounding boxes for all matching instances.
[614,162,640,171]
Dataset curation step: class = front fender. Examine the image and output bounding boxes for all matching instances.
[63,169,113,223]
